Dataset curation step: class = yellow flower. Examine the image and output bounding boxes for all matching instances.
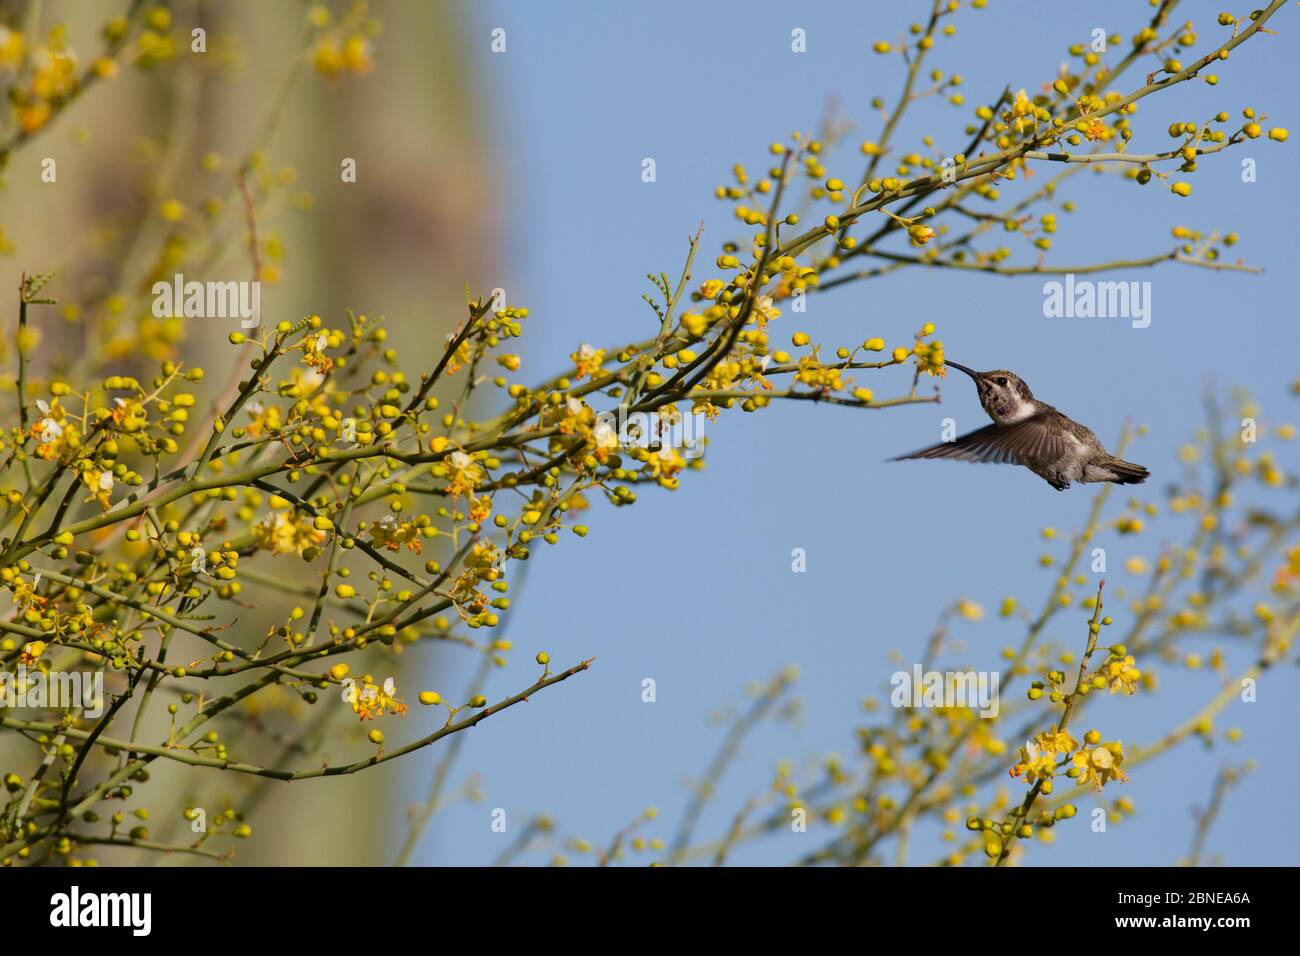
[680,312,709,337]
[444,336,473,375]
[341,35,373,74]
[110,395,149,433]
[20,640,46,666]
[772,259,818,300]
[1102,655,1142,695]
[908,224,936,245]
[914,340,945,377]
[32,397,60,433]
[81,468,115,510]
[549,395,592,437]
[344,675,407,721]
[1003,723,1076,785]
[302,330,334,374]
[641,444,686,489]
[751,295,781,328]
[449,542,501,613]
[794,346,845,392]
[1124,556,1148,575]
[252,511,327,556]
[1011,742,1056,784]
[1010,725,1077,783]
[312,36,344,77]
[0,26,25,71]
[16,101,52,133]
[443,449,485,498]
[699,279,725,299]
[468,494,493,524]
[242,400,283,438]
[570,343,605,380]
[28,44,78,101]
[133,29,177,67]
[592,415,619,452]
[1072,741,1129,789]
[368,514,422,553]
[1274,545,1300,589]
[31,398,79,460]
[1010,88,1035,135]
[292,364,328,398]
[1082,118,1109,142]
[1040,726,1078,754]
[160,198,185,222]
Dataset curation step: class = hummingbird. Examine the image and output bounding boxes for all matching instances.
[892,361,1149,491]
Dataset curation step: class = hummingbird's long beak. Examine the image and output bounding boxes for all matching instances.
[944,360,980,380]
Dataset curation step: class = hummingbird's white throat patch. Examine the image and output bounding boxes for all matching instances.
[1003,398,1037,423]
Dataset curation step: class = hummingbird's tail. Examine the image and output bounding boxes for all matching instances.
[1099,456,1150,485]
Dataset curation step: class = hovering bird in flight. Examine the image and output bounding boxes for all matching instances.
[892,360,1149,491]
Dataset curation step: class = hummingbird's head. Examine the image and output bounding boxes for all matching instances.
[945,361,1037,424]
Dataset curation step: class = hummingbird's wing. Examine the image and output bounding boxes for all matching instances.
[891,416,1069,466]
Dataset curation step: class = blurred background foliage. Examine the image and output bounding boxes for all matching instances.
[0,0,494,865]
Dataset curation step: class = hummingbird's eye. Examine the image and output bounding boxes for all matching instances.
[995,377,1008,386]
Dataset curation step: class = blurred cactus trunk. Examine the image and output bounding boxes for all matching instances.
[0,0,497,864]
[232,0,500,867]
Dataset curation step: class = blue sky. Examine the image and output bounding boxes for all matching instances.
[402,1,1298,866]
